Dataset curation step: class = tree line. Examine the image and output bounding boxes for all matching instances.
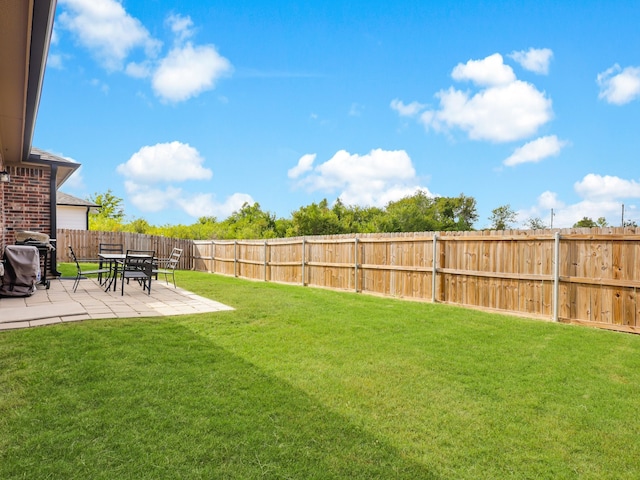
[87,190,629,240]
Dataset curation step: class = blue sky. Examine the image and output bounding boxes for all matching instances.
[34,0,640,229]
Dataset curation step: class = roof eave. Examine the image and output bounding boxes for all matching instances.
[22,0,58,163]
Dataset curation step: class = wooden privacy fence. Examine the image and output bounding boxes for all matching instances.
[193,228,640,334]
[56,229,193,270]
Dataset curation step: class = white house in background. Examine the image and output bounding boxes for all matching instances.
[56,192,99,230]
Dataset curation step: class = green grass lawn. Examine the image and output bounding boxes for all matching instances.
[2,270,640,479]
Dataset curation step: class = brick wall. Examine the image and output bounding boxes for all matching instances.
[0,170,5,250]
[1,165,51,248]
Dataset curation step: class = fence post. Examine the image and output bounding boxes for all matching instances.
[302,237,306,286]
[211,240,215,273]
[354,237,359,293]
[432,233,438,303]
[264,239,268,281]
[553,231,560,322]
[234,240,238,277]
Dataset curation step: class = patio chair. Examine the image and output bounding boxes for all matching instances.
[120,250,155,296]
[69,245,112,293]
[98,243,123,284]
[153,247,183,288]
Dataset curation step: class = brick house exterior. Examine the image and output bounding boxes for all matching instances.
[2,165,51,246]
[1,151,79,276]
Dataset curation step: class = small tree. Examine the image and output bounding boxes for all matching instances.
[524,217,547,230]
[573,216,608,228]
[88,189,126,231]
[489,204,517,230]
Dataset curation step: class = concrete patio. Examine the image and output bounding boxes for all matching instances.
[0,276,234,331]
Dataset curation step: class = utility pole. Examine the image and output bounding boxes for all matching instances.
[550,208,554,229]
[622,203,625,227]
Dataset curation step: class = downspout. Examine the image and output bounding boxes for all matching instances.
[49,164,60,276]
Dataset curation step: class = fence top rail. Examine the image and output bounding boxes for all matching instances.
[265,239,304,246]
[357,236,436,243]
[561,234,640,241]
[235,240,265,246]
[437,234,556,241]
[305,238,359,244]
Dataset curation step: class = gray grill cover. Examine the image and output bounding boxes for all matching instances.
[0,245,40,297]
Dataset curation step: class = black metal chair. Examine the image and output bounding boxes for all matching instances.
[98,243,123,285]
[120,250,155,296]
[69,246,112,293]
[153,247,183,288]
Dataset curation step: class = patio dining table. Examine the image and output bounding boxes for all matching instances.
[98,252,155,292]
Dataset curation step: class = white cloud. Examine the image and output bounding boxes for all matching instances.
[597,64,640,105]
[509,48,553,74]
[47,53,64,69]
[152,43,232,102]
[124,182,182,212]
[176,192,254,218]
[515,190,564,226]
[390,99,426,117]
[422,80,552,142]
[166,13,195,44]
[520,175,640,228]
[291,148,429,207]
[58,0,161,71]
[288,154,316,179]
[125,61,152,78]
[504,135,568,166]
[117,141,213,183]
[451,53,516,86]
[58,1,233,103]
[517,192,621,228]
[574,174,640,200]
[124,182,253,219]
[537,190,563,210]
[397,53,553,143]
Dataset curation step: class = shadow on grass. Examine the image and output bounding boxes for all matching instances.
[1,320,437,479]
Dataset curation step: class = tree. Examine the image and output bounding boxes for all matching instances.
[125,217,151,234]
[573,216,608,228]
[489,204,517,230]
[214,202,277,239]
[381,191,438,232]
[89,189,125,220]
[331,199,386,233]
[573,217,596,228]
[433,194,478,231]
[88,189,126,231]
[290,199,343,236]
[524,217,547,230]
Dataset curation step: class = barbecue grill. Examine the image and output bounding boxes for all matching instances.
[14,230,55,289]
